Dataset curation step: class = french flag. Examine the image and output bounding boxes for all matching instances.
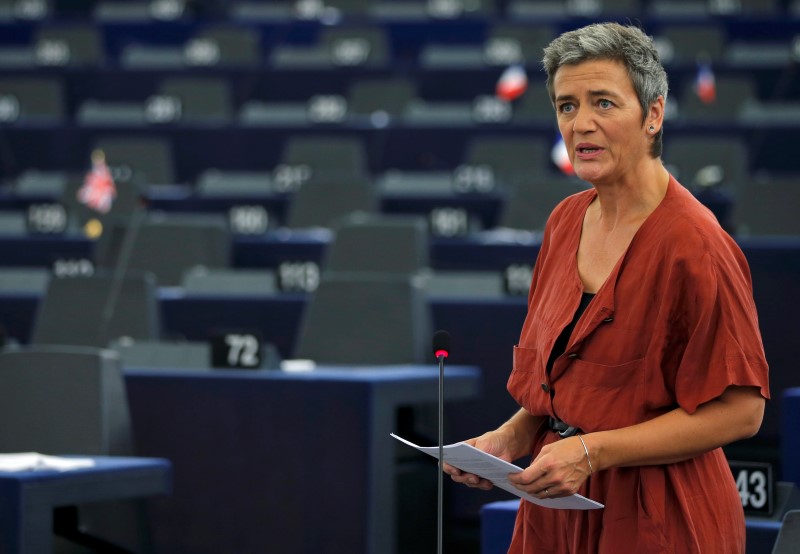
[694,60,716,104]
[551,135,574,175]
[495,64,528,102]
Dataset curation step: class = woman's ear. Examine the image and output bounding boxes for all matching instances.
[646,95,665,133]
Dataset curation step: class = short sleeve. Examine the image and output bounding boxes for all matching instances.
[672,243,770,414]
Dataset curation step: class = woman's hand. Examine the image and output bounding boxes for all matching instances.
[443,430,518,491]
[445,409,545,491]
[507,436,592,499]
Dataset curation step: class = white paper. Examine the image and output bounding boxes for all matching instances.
[391,433,603,510]
[0,453,96,472]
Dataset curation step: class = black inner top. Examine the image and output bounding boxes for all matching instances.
[546,292,596,373]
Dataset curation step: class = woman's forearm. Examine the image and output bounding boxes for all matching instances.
[497,408,547,461]
[585,385,765,471]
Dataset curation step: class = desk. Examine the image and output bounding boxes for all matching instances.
[124,365,481,554]
[0,456,172,554]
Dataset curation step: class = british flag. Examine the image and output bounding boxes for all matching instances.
[77,149,116,214]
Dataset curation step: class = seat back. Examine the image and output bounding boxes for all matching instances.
[189,25,261,67]
[663,136,749,191]
[0,346,132,455]
[31,271,160,347]
[499,175,590,232]
[111,339,211,370]
[282,135,368,181]
[286,175,376,229]
[773,510,800,554]
[294,272,430,365]
[94,136,175,186]
[0,77,64,123]
[464,136,549,187]
[348,78,415,116]
[0,346,149,551]
[485,24,555,65]
[325,213,429,274]
[656,24,726,64]
[35,25,104,66]
[320,26,390,67]
[94,213,231,286]
[159,76,233,122]
[679,75,757,122]
[732,176,800,236]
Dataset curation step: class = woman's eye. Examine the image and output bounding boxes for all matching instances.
[559,103,574,114]
[599,99,613,109]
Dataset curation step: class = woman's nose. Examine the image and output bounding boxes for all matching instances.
[572,107,595,133]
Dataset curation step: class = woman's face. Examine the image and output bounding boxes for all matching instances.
[552,58,658,186]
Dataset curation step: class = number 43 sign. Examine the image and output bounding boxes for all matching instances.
[729,460,774,516]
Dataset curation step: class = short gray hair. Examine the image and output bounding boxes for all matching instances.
[542,22,669,158]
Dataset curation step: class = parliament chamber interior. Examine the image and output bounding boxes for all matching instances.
[1,0,800,552]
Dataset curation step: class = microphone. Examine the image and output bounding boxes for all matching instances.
[432,330,451,554]
[433,329,451,360]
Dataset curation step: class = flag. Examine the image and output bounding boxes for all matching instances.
[551,135,574,175]
[495,64,528,102]
[77,149,117,214]
[694,60,716,104]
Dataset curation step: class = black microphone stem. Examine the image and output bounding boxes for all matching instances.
[438,352,445,554]
[431,329,450,554]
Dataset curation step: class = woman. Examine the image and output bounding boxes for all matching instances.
[445,23,769,553]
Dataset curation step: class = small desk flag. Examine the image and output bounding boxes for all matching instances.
[77,149,117,214]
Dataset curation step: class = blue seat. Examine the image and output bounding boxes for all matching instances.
[783,388,800,488]
[480,499,788,554]
[772,510,800,554]
[480,500,517,554]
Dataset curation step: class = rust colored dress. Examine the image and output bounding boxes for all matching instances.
[506,175,770,553]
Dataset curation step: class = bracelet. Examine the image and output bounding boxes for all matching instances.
[577,434,594,475]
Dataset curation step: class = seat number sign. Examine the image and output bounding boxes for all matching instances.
[729,460,773,516]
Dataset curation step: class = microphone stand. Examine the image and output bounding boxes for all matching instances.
[432,330,450,554]
[437,350,445,554]
[98,209,145,345]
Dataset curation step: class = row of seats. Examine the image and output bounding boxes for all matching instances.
[3,170,799,237]
[2,132,798,235]
[9,214,459,365]
[0,133,767,188]
[0,20,796,70]
[3,70,794,127]
[1,0,796,23]
[0,211,531,292]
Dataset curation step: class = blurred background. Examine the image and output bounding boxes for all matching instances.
[0,0,799,552]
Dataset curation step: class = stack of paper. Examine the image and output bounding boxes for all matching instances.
[391,433,603,510]
[0,453,96,472]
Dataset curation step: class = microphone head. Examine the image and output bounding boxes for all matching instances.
[432,330,451,358]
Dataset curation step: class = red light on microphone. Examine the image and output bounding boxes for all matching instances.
[432,330,451,360]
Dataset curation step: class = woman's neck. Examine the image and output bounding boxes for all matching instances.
[588,162,670,232]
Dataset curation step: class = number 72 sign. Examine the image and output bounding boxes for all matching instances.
[729,460,774,516]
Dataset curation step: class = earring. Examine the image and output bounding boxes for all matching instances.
[648,125,656,133]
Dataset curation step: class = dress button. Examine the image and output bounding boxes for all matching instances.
[567,352,579,359]
[541,382,550,393]
[603,316,614,323]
